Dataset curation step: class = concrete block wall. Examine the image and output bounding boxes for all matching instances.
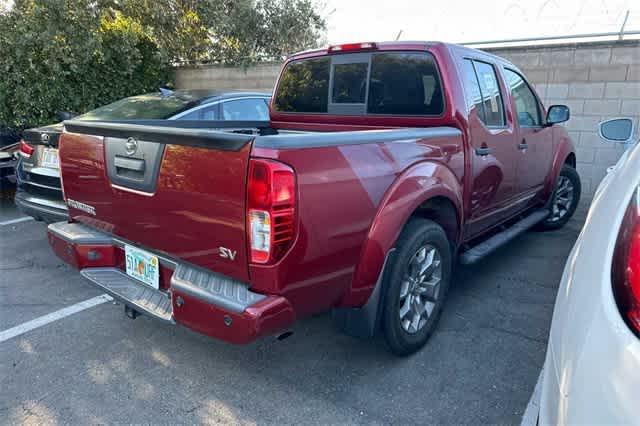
[487,40,640,195]
[174,63,280,92]
[175,40,640,194]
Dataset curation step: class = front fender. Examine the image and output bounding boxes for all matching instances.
[545,129,576,199]
[341,160,463,307]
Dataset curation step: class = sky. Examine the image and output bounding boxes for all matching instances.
[322,0,639,45]
[1,0,637,46]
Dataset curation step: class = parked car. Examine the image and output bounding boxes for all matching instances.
[0,142,19,191]
[47,41,580,355]
[0,126,20,190]
[15,90,271,222]
[539,118,639,424]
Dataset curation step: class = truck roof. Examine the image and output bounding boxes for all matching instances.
[287,41,513,68]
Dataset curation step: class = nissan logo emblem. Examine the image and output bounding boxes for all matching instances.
[125,137,138,156]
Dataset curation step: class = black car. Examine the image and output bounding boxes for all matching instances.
[16,90,271,222]
[0,127,20,191]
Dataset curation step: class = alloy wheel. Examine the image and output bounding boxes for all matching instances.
[398,244,442,334]
[549,175,574,223]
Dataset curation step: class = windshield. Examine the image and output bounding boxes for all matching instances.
[76,93,199,120]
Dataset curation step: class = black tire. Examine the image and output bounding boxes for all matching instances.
[537,165,581,231]
[381,218,452,356]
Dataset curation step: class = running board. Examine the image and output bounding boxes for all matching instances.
[459,209,549,265]
[80,267,174,323]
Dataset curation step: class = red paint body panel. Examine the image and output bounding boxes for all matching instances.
[59,133,251,282]
[171,292,295,344]
[51,41,577,344]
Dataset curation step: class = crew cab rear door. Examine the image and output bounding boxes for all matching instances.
[460,58,520,237]
[59,120,257,282]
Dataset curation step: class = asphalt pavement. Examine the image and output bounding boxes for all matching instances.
[0,197,589,425]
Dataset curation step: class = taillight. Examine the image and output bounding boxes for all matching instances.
[247,159,296,264]
[328,42,377,53]
[19,140,34,158]
[612,187,640,335]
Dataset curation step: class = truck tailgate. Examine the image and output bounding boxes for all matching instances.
[58,121,256,282]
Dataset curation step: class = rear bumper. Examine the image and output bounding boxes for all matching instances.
[47,221,295,344]
[15,190,68,223]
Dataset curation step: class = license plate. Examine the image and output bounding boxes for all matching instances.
[41,147,59,169]
[125,245,159,289]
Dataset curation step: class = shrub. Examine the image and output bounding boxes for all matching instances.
[0,0,171,129]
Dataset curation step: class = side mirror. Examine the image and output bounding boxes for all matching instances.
[57,111,76,121]
[599,118,635,144]
[546,105,570,125]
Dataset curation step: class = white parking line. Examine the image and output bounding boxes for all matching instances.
[0,216,34,226]
[0,294,113,343]
[521,368,543,426]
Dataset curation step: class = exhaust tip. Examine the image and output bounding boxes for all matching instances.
[124,305,140,320]
[276,331,293,341]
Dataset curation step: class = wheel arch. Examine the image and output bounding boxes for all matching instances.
[342,161,463,309]
[565,152,576,168]
[545,134,578,200]
[410,196,460,248]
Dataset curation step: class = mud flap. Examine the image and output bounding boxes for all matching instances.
[332,249,395,339]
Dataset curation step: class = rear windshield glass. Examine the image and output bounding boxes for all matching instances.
[274,52,444,116]
[274,57,330,113]
[332,63,368,103]
[76,93,197,120]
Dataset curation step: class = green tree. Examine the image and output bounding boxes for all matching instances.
[102,0,327,64]
[0,0,171,128]
[0,0,326,128]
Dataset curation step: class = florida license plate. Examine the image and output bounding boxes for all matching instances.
[125,245,159,289]
[41,147,59,169]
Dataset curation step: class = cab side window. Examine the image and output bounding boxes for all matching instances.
[462,59,485,122]
[461,59,505,127]
[473,61,505,127]
[504,69,541,127]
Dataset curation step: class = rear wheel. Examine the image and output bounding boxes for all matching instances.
[538,165,581,231]
[381,219,452,356]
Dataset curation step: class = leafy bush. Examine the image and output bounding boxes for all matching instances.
[0,0,171,129]
[0,0,326,129]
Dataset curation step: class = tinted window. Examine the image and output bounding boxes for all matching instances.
[274,57,330,113]
[77,93,196,120]
[222,99,269,120]
[332,63,367,103]
[368,52,443,115]
[473,61,505,127]
[462,59,485,121]
[175,109,203,120]
[504,69,541,126]
[273,52,443,116]
[201,104,220,120]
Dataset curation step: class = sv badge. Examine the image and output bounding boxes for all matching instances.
[219,247,237,261]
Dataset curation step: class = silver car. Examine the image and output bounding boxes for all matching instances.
[15,90,271,222]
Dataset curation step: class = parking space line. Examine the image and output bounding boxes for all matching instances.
[521,368,543,426]
[0,294,113,343]
[0,216,34,226]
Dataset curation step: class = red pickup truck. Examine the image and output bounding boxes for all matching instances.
[48,41,580,355]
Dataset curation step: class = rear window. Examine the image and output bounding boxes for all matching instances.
[274,52,444,116]
[76,93,197,120]
[274,57,330,113]
[332,63,368,103]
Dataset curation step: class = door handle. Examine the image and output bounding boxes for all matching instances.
[518,139,529,150]
[475,146,492,156]
[114,155,145,172]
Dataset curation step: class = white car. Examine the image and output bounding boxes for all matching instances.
[539,118,640,424]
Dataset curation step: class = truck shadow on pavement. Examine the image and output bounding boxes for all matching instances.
[1,199,589,425]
